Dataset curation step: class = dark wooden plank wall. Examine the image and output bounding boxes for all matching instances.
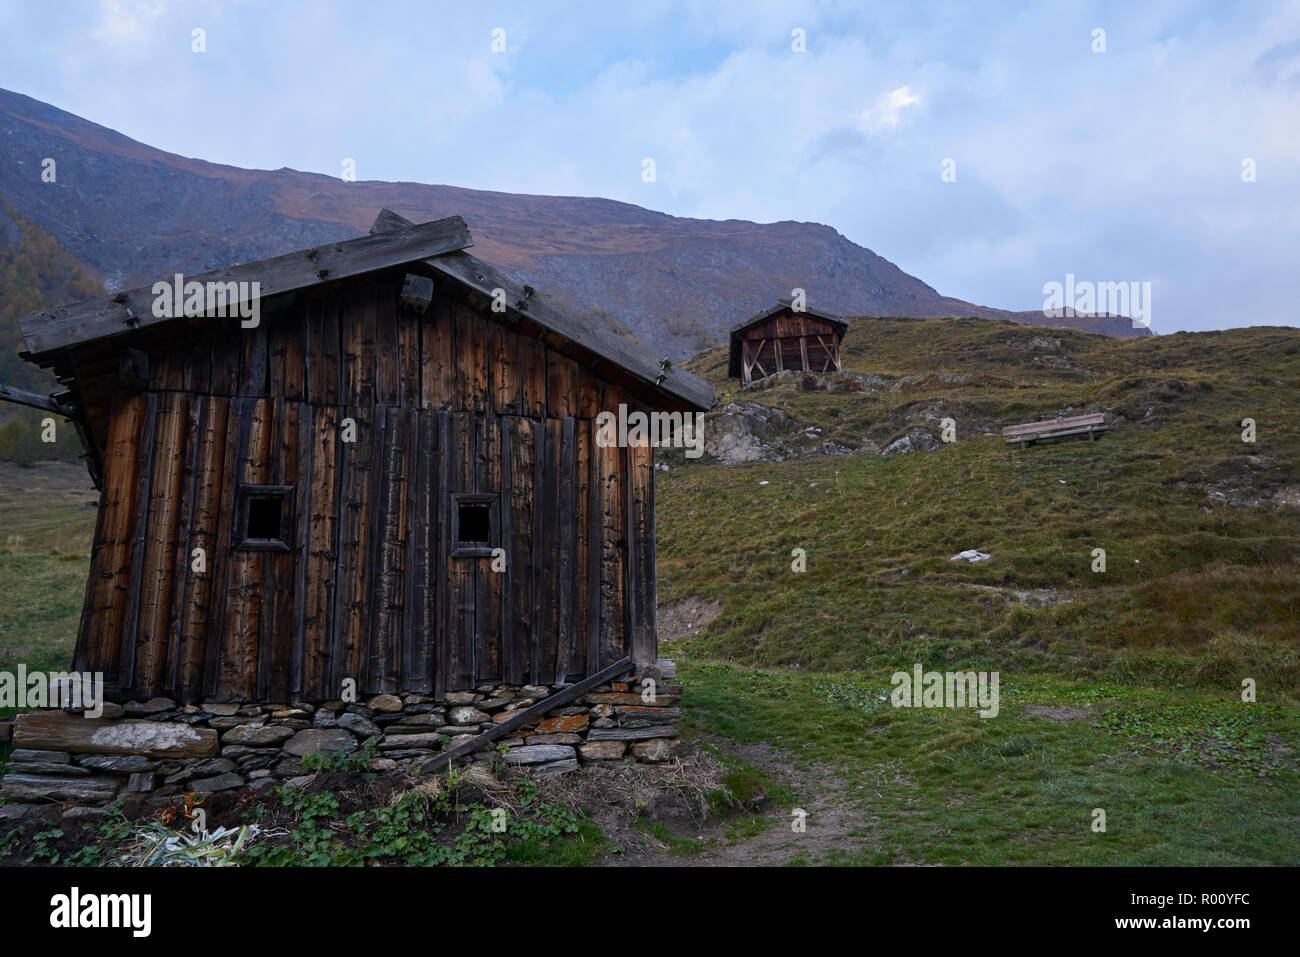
[73,271,656,702]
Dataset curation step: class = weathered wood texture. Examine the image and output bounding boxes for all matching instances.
[12,710,219,758]
[69,272,660,702]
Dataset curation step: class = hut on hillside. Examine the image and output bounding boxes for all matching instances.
[14,211,713,708]
[728,302,848,385]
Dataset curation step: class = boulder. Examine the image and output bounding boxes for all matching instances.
[632,738,681,762]
[336,712,381,737]
[881,429,943,456]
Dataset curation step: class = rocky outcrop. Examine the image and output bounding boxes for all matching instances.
[881,429,944,455]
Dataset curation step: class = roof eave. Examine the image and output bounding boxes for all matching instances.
[20,215,473,361]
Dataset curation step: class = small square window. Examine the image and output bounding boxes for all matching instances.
[236,485,294,551]
[458,502,490,543]
[247,496,282,540]
[451,492,496,558]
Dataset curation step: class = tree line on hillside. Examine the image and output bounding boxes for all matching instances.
[0,197,104,464]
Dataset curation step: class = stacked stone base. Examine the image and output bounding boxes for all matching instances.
[0,671,681,808]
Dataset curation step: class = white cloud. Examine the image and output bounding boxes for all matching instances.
[2,0,1297,331]
[856,85,921,135]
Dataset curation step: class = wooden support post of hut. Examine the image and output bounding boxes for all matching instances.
[727,301,848,386]
[3,211,713,792]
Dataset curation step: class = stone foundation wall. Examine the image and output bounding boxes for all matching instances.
[0,671,681,808]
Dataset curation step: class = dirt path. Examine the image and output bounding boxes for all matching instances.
[626,739,882,867]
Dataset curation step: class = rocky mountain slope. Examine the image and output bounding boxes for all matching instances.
[0,87,1146,362]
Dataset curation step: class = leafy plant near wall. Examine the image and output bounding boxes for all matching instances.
[300,740,378,775]
[237,775,602,867]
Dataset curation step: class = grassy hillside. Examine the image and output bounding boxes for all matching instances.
[663,318,1300,697]
[0,316,1295,865]
[647,317,1299,865]
[0,197,104,463]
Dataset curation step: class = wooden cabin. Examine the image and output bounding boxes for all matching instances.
[15,211,713,705]
[728,302,848,385]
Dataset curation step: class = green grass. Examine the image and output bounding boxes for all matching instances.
[657,319,1300,864]
[679,659,1300,865]
[0,471,95,718]
[664,320,1300,697]
[1,320,1298,865]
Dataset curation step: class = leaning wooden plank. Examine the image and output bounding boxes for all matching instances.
[21,215,473,358]
[419,657,633,773]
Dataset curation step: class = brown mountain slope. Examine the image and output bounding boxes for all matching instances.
[0,87,1147,360]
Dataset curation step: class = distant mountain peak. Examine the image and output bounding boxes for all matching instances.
[0,87,1149,360]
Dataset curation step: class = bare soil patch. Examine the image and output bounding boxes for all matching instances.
[658,596,725,643]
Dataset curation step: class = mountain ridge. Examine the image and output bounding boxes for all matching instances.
[0,87,1149,361]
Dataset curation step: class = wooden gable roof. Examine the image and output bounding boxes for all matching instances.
[16,212,714,413]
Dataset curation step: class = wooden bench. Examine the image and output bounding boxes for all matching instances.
[1002,413,1107,448]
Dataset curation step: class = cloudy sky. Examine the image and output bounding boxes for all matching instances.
[2,0,1298,332]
